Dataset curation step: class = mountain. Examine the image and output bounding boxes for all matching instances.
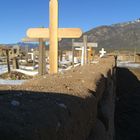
[1,19,140,52]
[0,42,38,49]
[17,42,38,48]
[59,18,140,52]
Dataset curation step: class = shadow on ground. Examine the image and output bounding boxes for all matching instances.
[115,67,140,140]
[0,89,97,140]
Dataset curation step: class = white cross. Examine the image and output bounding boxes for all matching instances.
[99,48,106,58]
[75,47,91,65]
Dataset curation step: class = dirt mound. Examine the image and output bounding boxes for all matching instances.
[20,57,114,93]
[0,71,33,80]
[0,57,115,140]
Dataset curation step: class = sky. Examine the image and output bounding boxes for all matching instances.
[0,0,140,44]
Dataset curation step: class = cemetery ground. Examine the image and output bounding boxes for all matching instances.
[1,55,140,139]
[115,67,140,140]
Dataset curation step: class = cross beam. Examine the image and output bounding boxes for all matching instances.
[22,37,49,42]
[27,28,82,39]
[72,35,98,65]
[26,0,82,74]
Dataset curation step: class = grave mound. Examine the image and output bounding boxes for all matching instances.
[0,71,33,80]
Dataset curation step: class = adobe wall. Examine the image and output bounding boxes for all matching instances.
[0,56,116,140]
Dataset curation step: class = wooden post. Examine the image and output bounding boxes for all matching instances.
[134,48,136,62]
[83,35,88,64]
[5,50,10,73]
[72,39,75,67]
[88,47,92,63]
[60,50,63,61]
[25,45,29,63]
[39,39,46,75]
[12,57,19,69]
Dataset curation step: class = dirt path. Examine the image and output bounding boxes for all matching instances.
[115,67,140,140]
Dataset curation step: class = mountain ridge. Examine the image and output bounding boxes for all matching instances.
[59,18,140,51]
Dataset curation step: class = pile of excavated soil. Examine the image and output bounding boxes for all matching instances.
[0,57,115,140]
[0,71,33,80]
[0,57,115,93]
[20,58,114,93]
[115,67,140,140]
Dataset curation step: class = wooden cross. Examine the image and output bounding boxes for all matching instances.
[72,35,98,65]
[25,0,82,74]
[22,37,48,75]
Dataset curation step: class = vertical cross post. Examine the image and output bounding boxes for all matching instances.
[72,39,75,67]
[5,49,10,73]
[39,39,46,75]
[11,48,19,69]
[83,35,88,65]
[88,47,92,63]
[25,45,29,63]
[49,0,58,74]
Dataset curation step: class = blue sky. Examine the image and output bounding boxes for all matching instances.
[0,0,140,44]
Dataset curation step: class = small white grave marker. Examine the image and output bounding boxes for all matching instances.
[75,47,90,65]
[99,48,106,58]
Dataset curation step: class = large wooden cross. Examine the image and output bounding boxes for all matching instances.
[72,35,98,65]
[22,37,48,75]
[25,0,82,74]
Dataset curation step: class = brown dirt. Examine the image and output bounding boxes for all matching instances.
[115,67,140,140]
[0,57,115,94]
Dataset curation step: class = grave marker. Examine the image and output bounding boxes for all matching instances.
[72,35,98,65]
[26,0,82,74]
[99,48,106,58]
